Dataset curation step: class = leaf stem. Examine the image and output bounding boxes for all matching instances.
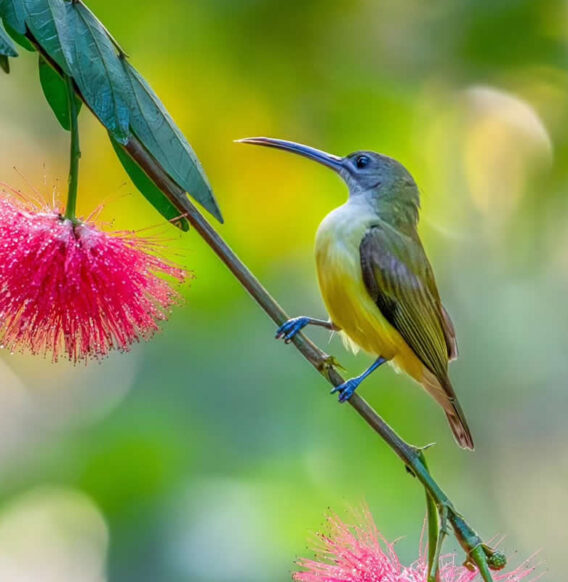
[431,505,449,582]
[420,451,442,582]
[64,74,80,221]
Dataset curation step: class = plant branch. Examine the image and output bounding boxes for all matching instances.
[64,74,80,221]
[122,138,498,580]
[431,505,449,582]
[420,450,442,582]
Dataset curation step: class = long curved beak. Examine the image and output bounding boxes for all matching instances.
[236,137,343,172]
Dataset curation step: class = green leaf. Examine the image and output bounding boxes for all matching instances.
[110,136,190,231]
[15,1,130,141]
[0,19,16,72]
[58,1,130,142]
[123,61,223,223]
[0,0,26,34]
[3,20,34,51]
[22,0,72,72]
[0,0,33,52]
[0,19,17,57]
[2,0,224,224]
[38,56,81,130]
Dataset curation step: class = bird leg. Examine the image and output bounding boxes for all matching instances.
[275,316,337,343]
[330,357,387,403]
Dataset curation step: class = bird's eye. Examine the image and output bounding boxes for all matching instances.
[355,155,370,169]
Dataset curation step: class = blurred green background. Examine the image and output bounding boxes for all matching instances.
[0,0,566,580]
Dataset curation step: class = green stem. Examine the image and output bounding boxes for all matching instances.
[420,451,441,582]
[64,74,80,221]
[431,506,448,582]
[426,498,440,582]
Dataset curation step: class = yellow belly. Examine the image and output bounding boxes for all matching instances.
[315,203,427,385]
[316,231,398,358]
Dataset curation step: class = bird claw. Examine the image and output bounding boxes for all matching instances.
[330,378,361,403]
[275,317,309,343]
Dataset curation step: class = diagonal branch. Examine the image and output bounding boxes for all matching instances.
[123,137,501,581]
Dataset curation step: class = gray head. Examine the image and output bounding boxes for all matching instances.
[237,137,420,226]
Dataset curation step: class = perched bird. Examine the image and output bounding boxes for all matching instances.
[238,138,473,449]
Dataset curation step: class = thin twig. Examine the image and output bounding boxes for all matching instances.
[64,75,80,221]
[420,451,442,582]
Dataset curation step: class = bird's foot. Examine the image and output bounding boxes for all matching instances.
[275,317,310,343]
[330,377,362,403]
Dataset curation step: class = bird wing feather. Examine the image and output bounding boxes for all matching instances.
[359,223,456,382]
[441,305,458,361]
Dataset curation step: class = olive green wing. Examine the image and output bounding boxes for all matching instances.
[441,305,458,361]
[360,224,452,382]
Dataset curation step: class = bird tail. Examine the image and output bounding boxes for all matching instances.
[445,403,474,450]
[421,369,474,450]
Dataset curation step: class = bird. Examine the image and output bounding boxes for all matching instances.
[237,137,474,450]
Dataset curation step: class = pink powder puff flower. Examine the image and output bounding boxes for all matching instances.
[293,507,537,582]
[0,189,187,362]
